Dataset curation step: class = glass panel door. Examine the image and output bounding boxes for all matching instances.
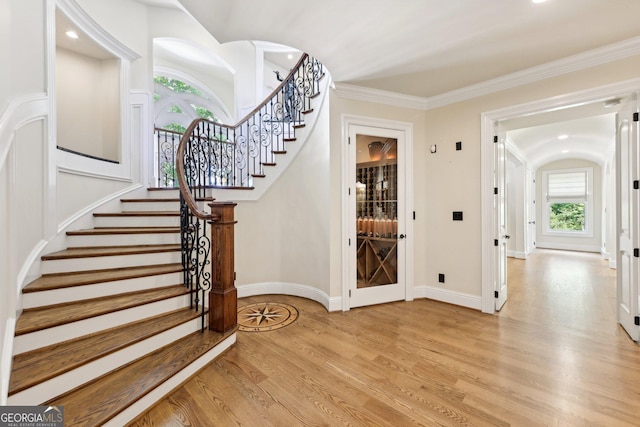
[355,137,398,289]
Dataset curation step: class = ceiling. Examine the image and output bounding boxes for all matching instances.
[133,0,640,167]
[175,0,640,98]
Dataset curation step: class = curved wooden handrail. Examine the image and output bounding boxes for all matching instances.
[176,52,316,220]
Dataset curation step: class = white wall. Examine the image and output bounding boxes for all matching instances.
[536,159,602,252]
[232,89,331,294]
[56,48,120,161]
[0,0,48,404]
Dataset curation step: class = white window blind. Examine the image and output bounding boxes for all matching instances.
[547,171,587,200]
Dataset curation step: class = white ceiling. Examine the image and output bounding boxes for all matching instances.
[134,0,640,167]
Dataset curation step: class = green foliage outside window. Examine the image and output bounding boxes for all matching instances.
[154,76,203,96]
[163,123,186,133]
[154,76,219,126]
[549,203,585,231]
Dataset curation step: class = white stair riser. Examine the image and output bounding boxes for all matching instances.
[14,294,192,354]
[93,216,180,228]
[22,272,183,309]
[66,232,180,247]
[121,201,179,211]
[105,333,236,427]
[41,251,181,274]
[144,190,181,199]
[8,316,204,405]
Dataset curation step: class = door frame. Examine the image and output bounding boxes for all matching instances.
[341,114,414,311]
[481,77,640,314]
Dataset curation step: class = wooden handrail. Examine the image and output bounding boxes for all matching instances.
[176,53,314,219]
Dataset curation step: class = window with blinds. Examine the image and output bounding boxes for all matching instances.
[542,168,593,235]
[547,171,587,201]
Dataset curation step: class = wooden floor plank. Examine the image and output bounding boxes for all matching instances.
[10,307,203,395]
[128,250,640,427]
[15,285,188,335]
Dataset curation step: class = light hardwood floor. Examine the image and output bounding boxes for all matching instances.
[129,249,640,426]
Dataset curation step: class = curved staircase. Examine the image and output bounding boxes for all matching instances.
[8,188,236,426]
[7,53,327,426]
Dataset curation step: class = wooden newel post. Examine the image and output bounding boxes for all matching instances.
[208,201,237,333]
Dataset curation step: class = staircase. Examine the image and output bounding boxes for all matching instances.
[8,188,236,426]
[6,53,326,425]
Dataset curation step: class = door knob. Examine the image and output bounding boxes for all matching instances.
[504,235,510,239]
[399,234,406,239]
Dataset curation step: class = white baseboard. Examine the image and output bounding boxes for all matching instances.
[413,285,482,311]
[237,282,341,312]
[507,250,527,259]
[536,242,601,253]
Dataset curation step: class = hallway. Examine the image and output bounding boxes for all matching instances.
[499,249,620,338]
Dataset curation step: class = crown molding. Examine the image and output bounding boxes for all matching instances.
[334,36,640,110]
[332,83,428,110]
[57,0,141,61]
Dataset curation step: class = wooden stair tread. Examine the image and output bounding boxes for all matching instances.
[120,197,213,203]
[15,285,189,336]
[46,329,232,426]
[94,211,179,217]
[262,162,276,167]
[67,227,180,236]
[283,137,296,142]
[24,263,183,293]
[251,174,266,178]
[272,150,287,154]
[210,186,255,190]
[9,307,204,395]
[42,244,180,260]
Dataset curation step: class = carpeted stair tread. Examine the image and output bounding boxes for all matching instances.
[41,244,180,260]
[15,285,189,336]
[46,329,232,426]
[24,263,183,293]
[9,307,205,395]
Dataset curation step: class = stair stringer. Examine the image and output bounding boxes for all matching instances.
[212,73,331,201]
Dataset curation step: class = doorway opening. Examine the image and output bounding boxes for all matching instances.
[480,80,640,340]
[341,115,414,310]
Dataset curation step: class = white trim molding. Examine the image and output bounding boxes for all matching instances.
[334,36,640,111]
[413,286,482,311]
[536,242,601,253]
[57,0,141,61]
[333,83,428,110]
[236,282,341,312]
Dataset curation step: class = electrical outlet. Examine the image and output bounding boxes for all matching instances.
[453,211,463,221]
[438,273,445,283]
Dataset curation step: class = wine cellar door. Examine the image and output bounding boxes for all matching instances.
[349,129,406,308]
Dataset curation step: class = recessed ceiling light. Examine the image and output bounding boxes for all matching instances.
[558,134,569,140]
[65,30,79,39]
[287,54,293,60]
[532,0,548,3]
[561,149,569,153]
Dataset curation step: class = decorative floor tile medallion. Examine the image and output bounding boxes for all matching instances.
[237,302,299,332]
